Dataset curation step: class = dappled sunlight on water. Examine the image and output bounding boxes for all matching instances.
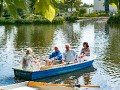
[0,22,120,90]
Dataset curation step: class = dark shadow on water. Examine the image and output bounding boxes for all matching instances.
[35,66,96,83]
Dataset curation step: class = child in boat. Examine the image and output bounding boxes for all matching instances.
[78,42,90,62]
[62,43,77,63]
[45,45,63,65]
[22,48,40,71]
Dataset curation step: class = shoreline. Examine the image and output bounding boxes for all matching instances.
[0,17,109,25]
[76,17,109,22]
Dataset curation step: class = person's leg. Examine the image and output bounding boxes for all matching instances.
[45,60,52,66]
[52,59,56,65]
[84,56,90,61]
[80,57,85,62]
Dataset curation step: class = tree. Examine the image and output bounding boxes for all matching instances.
[0,0,64,22]
[0,0,27,18]
[109,0,120,10]
[81,3,89,7]
[79,8,86,16]
[64,0,82,12]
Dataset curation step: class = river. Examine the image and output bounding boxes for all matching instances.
[0,21,120,90]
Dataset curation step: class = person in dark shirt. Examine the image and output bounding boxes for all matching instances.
[78,42,90,62]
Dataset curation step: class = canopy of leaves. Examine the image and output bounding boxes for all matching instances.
[0,0,27,18]
[34,0,56,22]
[64,0,82,11]
[0,0,65,21]
[108,0,120,9]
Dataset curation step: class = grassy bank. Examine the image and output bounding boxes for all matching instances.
[0,17,65,25]
[0,14,110,25]
[107,15,120,24]
[83,12,109,17]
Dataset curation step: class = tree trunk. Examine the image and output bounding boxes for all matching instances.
[0,0,3,17]
[119,0,120,10]
[70,1,72,12]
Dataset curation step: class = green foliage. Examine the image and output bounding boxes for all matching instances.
[65,16,78,22]
[107,15,120,24]
[34,0,55,22]
[13,0,27,10]
[79,8,86,16]
[83,12,109,17]
[0,18,14,24]
[64,0,82,12]
[0,0,3,17]
[81,3,92,7]
[4,0,27,18]
[118,10,120,14]
[109,0,120,10]
[0,17,64,24]
[0,0,65,22]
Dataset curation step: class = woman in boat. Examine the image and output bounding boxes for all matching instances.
[45,45,63,65]
[63,43,77,63]
[78,42,90,62]
[22,48,39,71]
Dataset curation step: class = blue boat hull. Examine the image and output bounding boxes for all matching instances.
[14,60,94,80]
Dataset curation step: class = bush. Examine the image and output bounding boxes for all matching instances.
[0,17,64,24]
[52,17,65,24]
[83,12,109,17]
[107,15,120,24]
[0,18,14,24]
[65,16,79,22]
[79,8,87,16]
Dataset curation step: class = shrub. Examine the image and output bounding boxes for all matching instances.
[83,12,109,17]
[107,15,120,24]
[65,16,78,22]
[79,8,87,16]
[0,17,64,24]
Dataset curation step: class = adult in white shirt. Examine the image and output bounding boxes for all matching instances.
[63,43,77,62]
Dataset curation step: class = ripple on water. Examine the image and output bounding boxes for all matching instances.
[0,22,120,90]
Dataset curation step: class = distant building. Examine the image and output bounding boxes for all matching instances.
[94,0,117,13]
[68,8,76,12]
[86,7,94,14]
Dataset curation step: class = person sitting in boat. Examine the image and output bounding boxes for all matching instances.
[63,43,77,63]
[45,45,63,65]
[78,42,90,62]
[22,48,40,71]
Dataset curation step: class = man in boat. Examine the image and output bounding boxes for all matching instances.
[63,43,77,63]
[45,45,63,65]
[78,42,90,62]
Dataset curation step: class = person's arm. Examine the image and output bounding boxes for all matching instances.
[84,49,90,56]
[49,52,54,59]
[54,52,62,60]
[30,55,40,63]
[79,48,84,58]
[62,52,66,62]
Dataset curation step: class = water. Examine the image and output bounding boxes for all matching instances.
[0,21,120,90]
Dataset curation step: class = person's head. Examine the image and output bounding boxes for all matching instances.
[54,45,59,52]
[26,48,33,55]
[83,42,89,48]
[65,43,70,51]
